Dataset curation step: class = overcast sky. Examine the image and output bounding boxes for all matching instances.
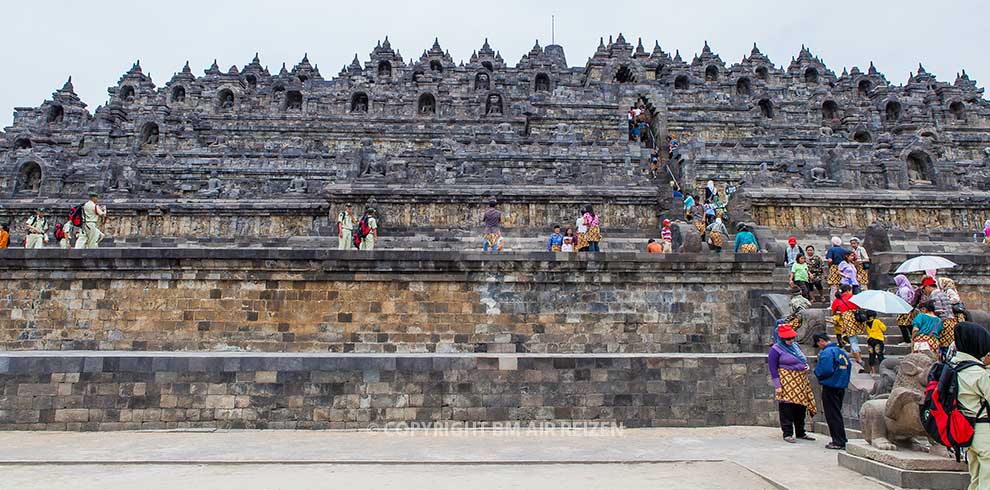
[1,0,985,126]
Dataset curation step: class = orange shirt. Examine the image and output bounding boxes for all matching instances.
[0,230,8,248]
[647,242,662,253]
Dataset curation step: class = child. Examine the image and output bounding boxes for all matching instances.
[561,228,575,252]
[547,225,563,252]
[660,219,673,253]
[864,311,886,374]
[789,254,811,300]
[911,301,942,355]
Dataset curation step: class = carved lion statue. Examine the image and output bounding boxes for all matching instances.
[861,353,935,451]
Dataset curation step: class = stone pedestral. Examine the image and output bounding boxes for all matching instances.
[838,441,968,489]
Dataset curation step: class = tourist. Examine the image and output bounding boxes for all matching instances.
[57,221,73,249]
[75,192,107,249]
[583,205,601,252]
[782,237,802,268]
[824,236,846,300]
[789,254,811,300]
[561,228,575,252]
[683,193,695,221]
[359,208,379,251]
[984,219,990,246]
[691,199,706,237]
[646,238,662,254]
[864,311,886,375]
[631,119,642,142]
[838,250,860,295]
[704,180,717,204]
[482,199,501,253]
[813,333,851,450]
[733,223,759,253]
[660,219,673,253]
[831,284,864,365]
[336,203,358,250]
[805,246,825,302]
[850,237,870,289]
[547,225,563,252]
[627,106,636,140]
[706,216,727,253]
[0,224,8,249]
[703,201,716,225]
[575,208,589,252]
[649,150,660,179]
[24,208,49,249]
[927,277,956,350]
[950,322,990,489]
[768,325,817,443]
[783,293,812,333]
[911,301,942,355]
[894,274,916,345]
[668,133,679,159]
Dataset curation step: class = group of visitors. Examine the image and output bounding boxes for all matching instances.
[784,236,869,303]
[627,104,652,145]
[645,179,741,254]
[335,203,378,250]
[894,274,966,358]
[480,200,602,254]
[0,193,107,250]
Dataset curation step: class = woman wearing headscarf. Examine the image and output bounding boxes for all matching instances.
[768,325,817,443]
[705,180,717,204]
[706,216,728,252]
[949,322,990,489]
[733,223,760,253]
[894,275,916,344]
[937,277,963,349]
[984,219,990,246]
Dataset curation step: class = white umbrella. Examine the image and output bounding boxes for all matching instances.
[849,290,913,314]
[894,255,957,274]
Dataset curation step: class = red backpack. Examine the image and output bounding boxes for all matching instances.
[69,204,85,227]
[54,224,65,241]
[920,360,989,461]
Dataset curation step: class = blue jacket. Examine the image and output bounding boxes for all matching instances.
[814,343,851,389]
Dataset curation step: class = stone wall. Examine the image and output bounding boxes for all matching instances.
[0,186,659,240]
[0,352,776,431]
[0,249,776,353]
[747,189,990,233]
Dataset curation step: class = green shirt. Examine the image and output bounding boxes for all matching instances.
[791,262,809,282]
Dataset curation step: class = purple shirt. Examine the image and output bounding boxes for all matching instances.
[483,208,501,234]
[838,261,858,286]
[768,345,808,388]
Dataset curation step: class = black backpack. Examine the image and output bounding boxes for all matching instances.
[920,360,990,461]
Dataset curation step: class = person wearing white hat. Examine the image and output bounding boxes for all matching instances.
[849,237,870,289]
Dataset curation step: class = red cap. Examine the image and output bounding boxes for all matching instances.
[662,219,670,226]
[922,277,937,287]
[788,237,797,245]
[778,325,798,340]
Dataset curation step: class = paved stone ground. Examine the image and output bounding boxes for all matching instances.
[0,427,890,490]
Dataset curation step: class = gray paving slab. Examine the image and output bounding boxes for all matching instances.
[0,427,891,490]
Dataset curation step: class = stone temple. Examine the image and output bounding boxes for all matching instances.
[0,35,989,434]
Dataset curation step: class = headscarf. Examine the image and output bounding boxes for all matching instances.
[775,336,808,365]
[707,180,716,193]
[938,277,961,304]
[894,274,915,304]
[831,236,842,247]
[955,322,990,360]
[984,219,990,235]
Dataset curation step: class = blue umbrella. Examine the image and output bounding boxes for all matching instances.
[850,290,913,314]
